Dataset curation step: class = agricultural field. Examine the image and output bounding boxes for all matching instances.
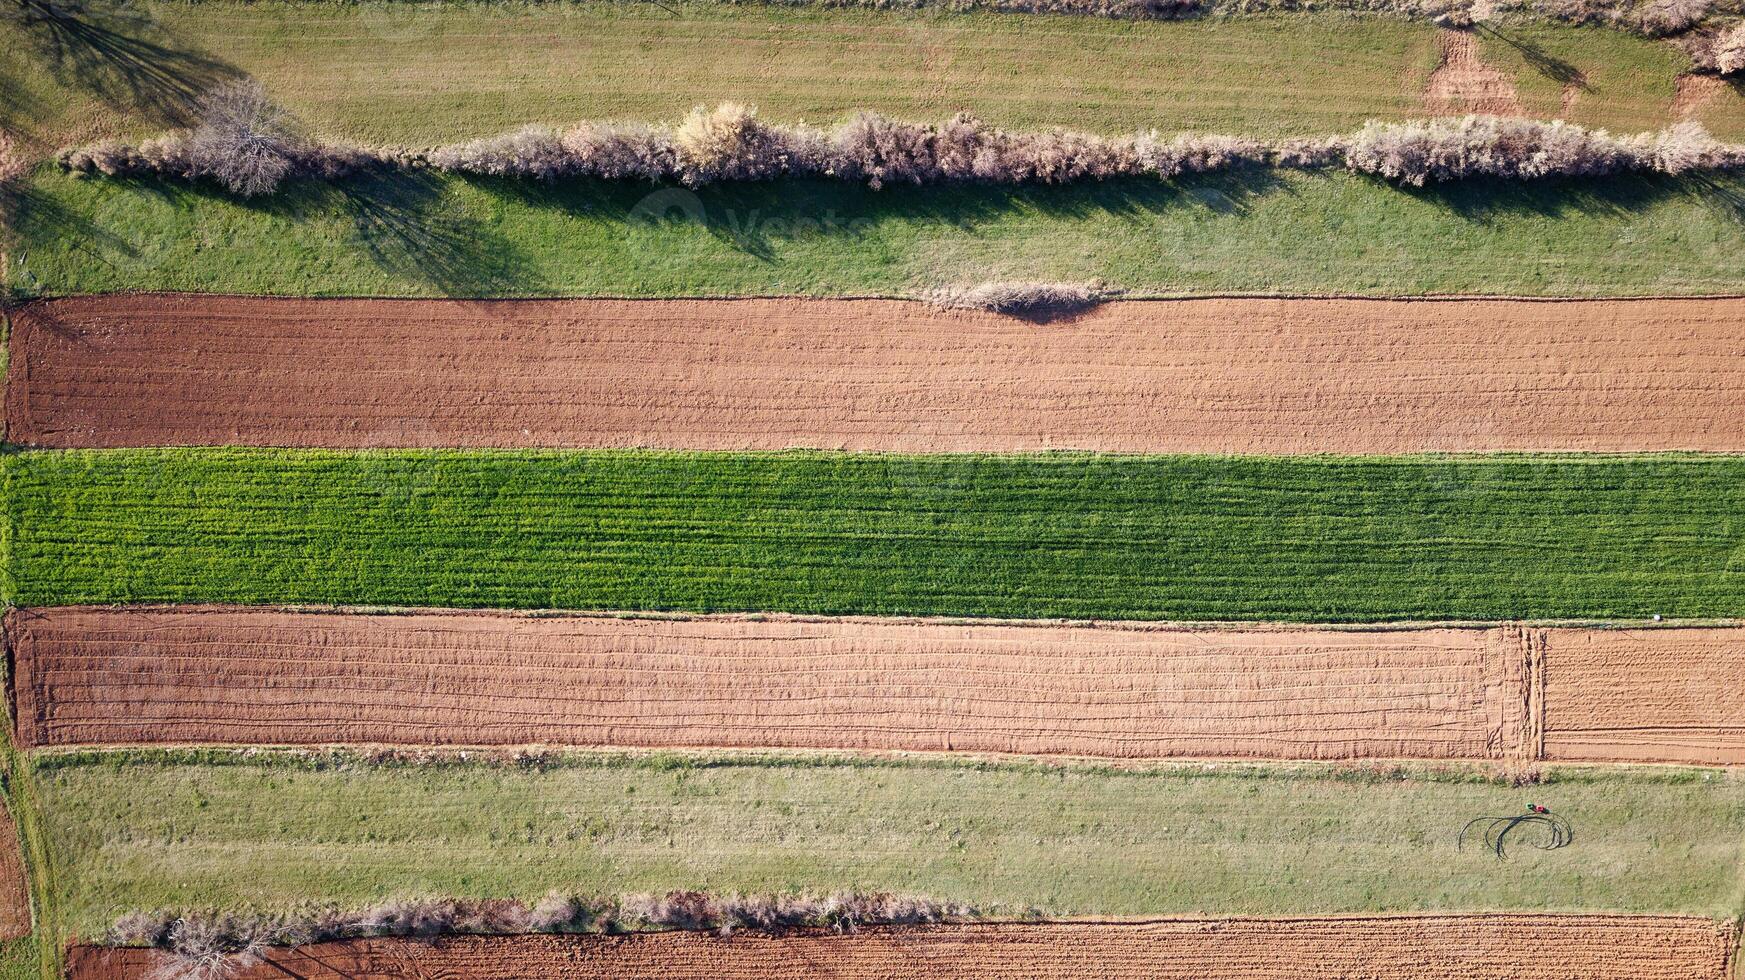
[4,0,1745,977]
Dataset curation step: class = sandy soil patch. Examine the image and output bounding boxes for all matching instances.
[65,916,1740,980]
[1542,627,1745,764]
[8,606,1531,761]
[11,295,1745,453]
[1425,30,1524,116]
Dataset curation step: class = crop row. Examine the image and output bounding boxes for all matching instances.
[6,450,1743,620]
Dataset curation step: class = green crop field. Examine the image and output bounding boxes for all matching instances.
[31,752,1745,938]
[5,1,1734,156]
[7,449,1744,621]
[12,168,1745,299]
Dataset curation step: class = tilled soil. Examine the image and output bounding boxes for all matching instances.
[8,606,1531,760]
[0,806,30,941]
[11,295,1745,453]
[1541,627,1745,764]
[64,916,1741,980]
[1424,29,1524,116]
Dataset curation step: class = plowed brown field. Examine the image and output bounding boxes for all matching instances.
[1541,627,1745,764]
[0,806,31,941]
[11,295,1745,452]
[64,916,1741,980]
[6,606,1538,760]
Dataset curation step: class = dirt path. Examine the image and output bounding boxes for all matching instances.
[65,916,1740,980]
[11,295,1745,453]
[1425,29,1524,116]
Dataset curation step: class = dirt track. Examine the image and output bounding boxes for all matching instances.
[11,295,1745,453]
[65,916,1741,980]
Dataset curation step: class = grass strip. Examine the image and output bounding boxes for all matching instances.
[6,449,1745,621]
[6,2,1733,153]
[12,168,1745,299]
[31,750,1745,939]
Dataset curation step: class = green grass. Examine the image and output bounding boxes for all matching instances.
[0,940,40,980]
[0,665,52,980]
[30,751,1745,939]
[7,0,1736,156]
[7,449,1745,621]
[12,167,1745,299]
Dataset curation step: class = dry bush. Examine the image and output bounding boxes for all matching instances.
[425,126,571,180]
[1653,120,1745,172]
[108,891,977,965]
[63,104,1745,194]
[1635,0,1711,32]
[57,80,387,194]
[1341,115,1669,184]
[182,80,301,197]
[673,102,831,184]
[142,917,265,980]
[557,122,680,180]
[1719,20,1745,71]
[718,0,1745,32]
[926,281,1120,317]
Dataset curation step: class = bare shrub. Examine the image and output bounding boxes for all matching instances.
[1339,115,1678,184]
[143,917,264,980]
[109,891,980,960]
[672,102,830,184]
[712,0,1735,31]
[831,111,944,189]
[1719,20,1745,72]
[558,122,680,180]
[1636,0,1711,33]
[62,107,1745,194]
[926,281,1120,318]
[426,126,570,180]
[183,80,300,197]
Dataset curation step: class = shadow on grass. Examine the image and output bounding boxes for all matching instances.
[4,0,241,128]
[13,164,1745,296]
[1393,171,1732,223]
[1,177,139,299]
[323,170,544,297]
[483,166,1296,261]
[1472,24,1587,89]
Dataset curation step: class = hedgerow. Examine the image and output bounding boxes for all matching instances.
[59,96,1745,196]
[112,893,984,979]
[707,0,1743,36]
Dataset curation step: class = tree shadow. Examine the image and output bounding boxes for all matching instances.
[317,170,545,297]
[1392,171,1691,222]
[2,176,140,298]
[1473,24,1588,89]
[6,0,241,127]
[488,166,1291,260]
[1678,171,1745,224]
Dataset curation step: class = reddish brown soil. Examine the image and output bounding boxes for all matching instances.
[11,295,1745,453]
[0,806,30,941]
[64,916,1740,980]
[1673,73,1726,119]
[1425,30,1524,116]
[1541,627,1745,765]
[8,606,1530,760]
